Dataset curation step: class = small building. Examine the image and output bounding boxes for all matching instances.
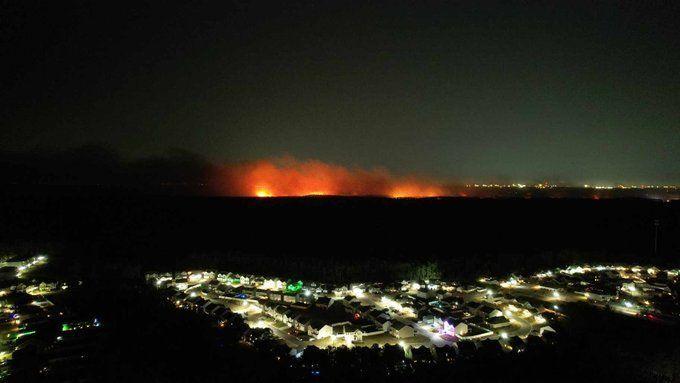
[294,316,311,332]
[455,322,469,336]
[478,305,503,319]
[315,297,333,309]
[486,316,511,329]
[390,322,415,339]
[309,320,333,339]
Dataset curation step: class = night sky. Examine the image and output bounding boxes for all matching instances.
[3,1,680,185]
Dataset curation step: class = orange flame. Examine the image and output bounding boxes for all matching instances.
[213,157,446,198]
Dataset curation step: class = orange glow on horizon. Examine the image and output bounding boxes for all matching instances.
[255,189,273,198]
[214,157,447,198]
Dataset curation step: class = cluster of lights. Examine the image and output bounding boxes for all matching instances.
[466,183,528,188]
[381,296,403,311]
[14,254,48,278]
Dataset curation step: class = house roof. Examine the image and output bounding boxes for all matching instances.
[391,322,411,330]
[487,316,510,324]
[309,319,326,330]
[296,316,311,325]
[275,306,288,315]
[316,297,331,306]
[480,306,498,314]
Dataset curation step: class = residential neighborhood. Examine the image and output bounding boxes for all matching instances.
[0,255,104,381]
[148,263,679,364]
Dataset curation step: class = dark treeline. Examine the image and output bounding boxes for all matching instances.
[0,145,214,194]
[0,191,678,282]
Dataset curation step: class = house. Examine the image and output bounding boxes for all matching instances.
[315,297,333,309]
[332,322,363,342]
[365,308,386,321]
[465,301,482,312]
[390,322,415,339]
[342,295,358,305]
[537,325,556,337]
[416,288,434,299]
[332,286,349,296]
[272,305,287,321]
[343,301,361,314]
[421,314,444,326]
[486,316,511,329]
[284,309,299,324]
[262,303,276,316]
[283,293,297,303]
[372,314,393,331]
[442,296,464,308]
[360,324,385,337]
[268,291,283,302]
[309,320,333,339]
[455,322,469,336]
[207,279,220,291]
[203,302,219,315]
[294,316,311,332]
[296,293,314,305]
[208,304,226,316]
[477,305,503,319]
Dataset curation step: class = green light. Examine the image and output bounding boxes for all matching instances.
[16,331,35,339]
[286,280,303,293]
[9,330,36,340]
[62,324,71,331]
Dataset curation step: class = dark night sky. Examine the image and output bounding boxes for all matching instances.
[2,1,680,184]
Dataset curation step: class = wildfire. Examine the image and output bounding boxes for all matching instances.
[255,189,273,198]
[213,157,447,198]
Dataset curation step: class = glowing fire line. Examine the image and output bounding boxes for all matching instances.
[214,158,446,198]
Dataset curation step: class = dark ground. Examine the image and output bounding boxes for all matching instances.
[1,191,679,382]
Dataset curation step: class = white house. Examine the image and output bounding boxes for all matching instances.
[455,322,469,336]
[477,305,503,319]
[390,322,415,339]
[309,321,333,339]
